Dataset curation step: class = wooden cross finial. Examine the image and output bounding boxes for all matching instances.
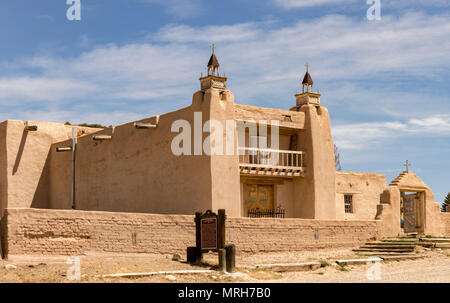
[404,160,411,173]
[305,63,309,72]
[211,43,216,54]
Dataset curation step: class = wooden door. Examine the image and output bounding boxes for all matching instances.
[243,184,274,216]
[402,194,416,233]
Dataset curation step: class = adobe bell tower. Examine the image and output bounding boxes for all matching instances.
[289,64,336,220]
[199,44,228,92]
[291,64,321,110]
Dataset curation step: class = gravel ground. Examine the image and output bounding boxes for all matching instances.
[1,249,449,283]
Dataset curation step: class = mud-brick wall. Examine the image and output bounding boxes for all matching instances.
[3,208,382,257]
[443,213,450,236]
[227,218,381,252]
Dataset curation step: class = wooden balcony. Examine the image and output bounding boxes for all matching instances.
[238,147,305,177]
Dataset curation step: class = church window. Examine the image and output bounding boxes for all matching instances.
[344,195,353,213]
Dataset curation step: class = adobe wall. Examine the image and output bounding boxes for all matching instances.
[49,88,241,217]
[293,104,336,219]
[0,120,99,217]
[335,172,386,220]
[442,213,450,236]
[3,208,382,257]
[376,172,443,237]
[239,179,295,218]
[0,122,7,219]
[275,180,295,217]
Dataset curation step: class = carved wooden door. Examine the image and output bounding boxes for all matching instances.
[243,184,274,216]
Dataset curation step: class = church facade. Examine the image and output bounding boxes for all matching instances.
[0,51,445,237]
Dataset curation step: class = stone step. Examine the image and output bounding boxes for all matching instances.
[355,252,417,256]
[353,248,414,253]
[382,238,418,242]
[420,238,450,243]
[335,257,383,266]
[380,241,418,245]
[380,255,428,262]
[249,262,321,272]
[361,245,415,250]
[418,243,435,248]
[435,243,450,249]
[365,242,416,246]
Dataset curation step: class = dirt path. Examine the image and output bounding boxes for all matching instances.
[1,249,449,283]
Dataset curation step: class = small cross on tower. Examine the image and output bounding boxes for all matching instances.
[305,63,309,72]
[404,160,411,173]
[211,43,216,54]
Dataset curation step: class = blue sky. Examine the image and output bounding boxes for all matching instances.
[0,0,449,202]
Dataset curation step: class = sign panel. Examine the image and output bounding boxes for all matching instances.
[201,217,218,250]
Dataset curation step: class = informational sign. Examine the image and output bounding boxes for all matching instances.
[200,217,218,250]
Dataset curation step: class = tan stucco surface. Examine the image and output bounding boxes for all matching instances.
[49,88,241,217]
[293,105,336,219]
[377,172,443,237]
[234,104,305,130]
[335,171,386,220]
[0,120,99,217]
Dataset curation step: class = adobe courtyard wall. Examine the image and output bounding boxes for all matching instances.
[2,208,382,257]
[0,120,99,219]
[335,172,386,220]
[49,88,241,217]
[442,213,450,236]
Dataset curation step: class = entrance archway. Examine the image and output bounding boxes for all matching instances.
[400,191,424,234]
[377,170,442,237]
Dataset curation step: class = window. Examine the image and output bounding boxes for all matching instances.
[344,195,353,213]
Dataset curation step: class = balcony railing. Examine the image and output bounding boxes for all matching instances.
[238,147,305,177]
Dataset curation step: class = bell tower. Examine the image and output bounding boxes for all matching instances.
[291,64,321,110]
[199,44,227,92]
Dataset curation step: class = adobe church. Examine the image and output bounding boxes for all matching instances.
[0,49,447,247]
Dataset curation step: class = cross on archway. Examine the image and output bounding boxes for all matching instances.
[404,160,411,173]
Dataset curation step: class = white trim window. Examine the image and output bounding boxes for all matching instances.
[344,195,353,214]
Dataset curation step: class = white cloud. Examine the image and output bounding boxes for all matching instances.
[272,0,450,9]
[138,0,203,19]
[273,0,356,9]
[1,12,450,126]
[151,23,262,43]
[0,77,96,102]
[385,0,450,8]
[333,115,450,150]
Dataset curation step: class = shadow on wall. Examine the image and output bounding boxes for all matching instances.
[12,130,28,175]
[0,216,6,259]
[30,147,52,209]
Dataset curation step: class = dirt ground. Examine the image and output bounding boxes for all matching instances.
[1,248,450,283]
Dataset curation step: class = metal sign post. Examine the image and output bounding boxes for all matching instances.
[189,209,231,271]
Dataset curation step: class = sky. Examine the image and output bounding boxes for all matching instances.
[0,0,449,203]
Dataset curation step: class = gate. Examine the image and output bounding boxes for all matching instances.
[402,194,417,233]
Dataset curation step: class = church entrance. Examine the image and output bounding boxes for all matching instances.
[401,191,424,234]
[243,184,274,217]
